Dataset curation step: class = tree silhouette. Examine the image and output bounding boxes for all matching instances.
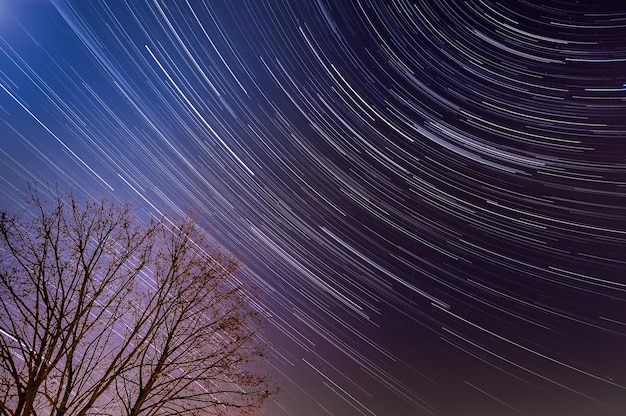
[0,188,275,416]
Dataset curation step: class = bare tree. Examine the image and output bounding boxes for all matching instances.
[0,188,276,416]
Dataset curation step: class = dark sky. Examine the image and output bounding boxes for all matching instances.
[2,1,626,415]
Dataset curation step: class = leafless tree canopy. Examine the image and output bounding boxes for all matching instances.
[0,189,276,416]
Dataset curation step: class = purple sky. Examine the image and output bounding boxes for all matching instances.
[1,1,626,415]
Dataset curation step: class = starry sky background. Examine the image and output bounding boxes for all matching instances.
[1,1,626,415]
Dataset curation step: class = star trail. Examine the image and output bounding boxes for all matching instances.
[1,1,626,415]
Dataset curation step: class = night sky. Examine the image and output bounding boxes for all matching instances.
[2,1,626,415]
